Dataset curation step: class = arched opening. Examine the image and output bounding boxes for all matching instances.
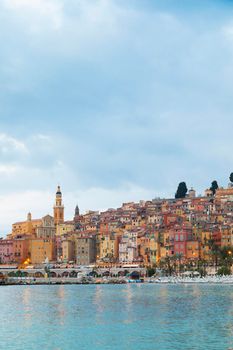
[21,271,28,277]
[118,271,125,277]
[69,271,77,278]
[62,271,69,278]
[8,271,16,277]
[102,270,110,277]
[50,271,57,278]
[128,271,140,280]
[87,270,98,277]
[15,270,24,277]
[34,271,44,278]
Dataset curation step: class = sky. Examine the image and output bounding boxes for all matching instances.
[0,0,233,234]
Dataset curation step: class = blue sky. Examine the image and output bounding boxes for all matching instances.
[0,0,233,233]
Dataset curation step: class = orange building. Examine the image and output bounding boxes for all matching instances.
[13,235,31,264]
[29,239,55,265]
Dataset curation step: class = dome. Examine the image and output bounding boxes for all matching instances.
[56,185,62,195]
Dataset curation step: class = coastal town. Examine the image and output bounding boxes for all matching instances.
[1,175,233,282]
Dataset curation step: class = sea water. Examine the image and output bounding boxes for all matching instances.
[0,284,232,350]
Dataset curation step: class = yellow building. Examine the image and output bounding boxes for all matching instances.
[29,239,55,265]
[160,246,169,260]
[186,241,199,260]
[62,239,75,263]
[12,212,42,238]
[149,237,160,265]
[56,221,74,236]
[99,234,118,261]
[138,236,150,265]
[200,231,212,261]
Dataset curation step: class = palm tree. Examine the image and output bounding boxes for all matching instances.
[208,239,220,271]
[175,253,183,275]
[219,246,233,269]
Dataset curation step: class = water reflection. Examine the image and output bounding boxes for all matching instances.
[56,286,66,325]
[22,287,32,324]
[94,285,105,314]
[123,285,134,324]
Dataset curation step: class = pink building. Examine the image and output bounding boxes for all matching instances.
[173,223,193,259]
[0,239,14,264]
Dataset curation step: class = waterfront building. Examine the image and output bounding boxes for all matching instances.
[99,233,119,262]
[138,235,150,265]
[55,236,62,262]
[119,232,138,263]
[75,236,96,265]
[4,183,233,268]
[29,239,55,265]
[13,235,31,264]
[62,238,75,263]
[186,241,200,260]
[0,239,14,264]
[148,236,158,265]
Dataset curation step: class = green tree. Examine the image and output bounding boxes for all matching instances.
[210,180,218,195]
[217,266,231,276]
[175,182,188,199]
[164,256,174,276]
[230,173,233,183]
[147,267,156,277]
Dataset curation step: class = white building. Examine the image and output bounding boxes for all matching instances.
[119,232,138,263]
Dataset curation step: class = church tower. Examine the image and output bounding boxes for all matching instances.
[74,204,80,230]
[53,186,64,225]
[75,204,80,217]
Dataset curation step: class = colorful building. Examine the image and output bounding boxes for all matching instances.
[0,239,14,264]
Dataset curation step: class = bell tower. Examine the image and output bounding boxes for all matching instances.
[53,185,64,225]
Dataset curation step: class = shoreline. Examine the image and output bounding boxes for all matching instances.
[2,276,233,286]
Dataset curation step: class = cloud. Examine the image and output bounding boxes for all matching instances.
[3,0,63,31]
[0,133,29,155]
[0,1,233,234]
[0,164,19,175]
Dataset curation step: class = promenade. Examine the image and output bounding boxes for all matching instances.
[2,274,233,285]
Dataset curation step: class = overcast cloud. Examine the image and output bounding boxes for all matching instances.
[0,0,233,234]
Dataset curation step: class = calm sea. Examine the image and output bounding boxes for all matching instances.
[0,284,232,350]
